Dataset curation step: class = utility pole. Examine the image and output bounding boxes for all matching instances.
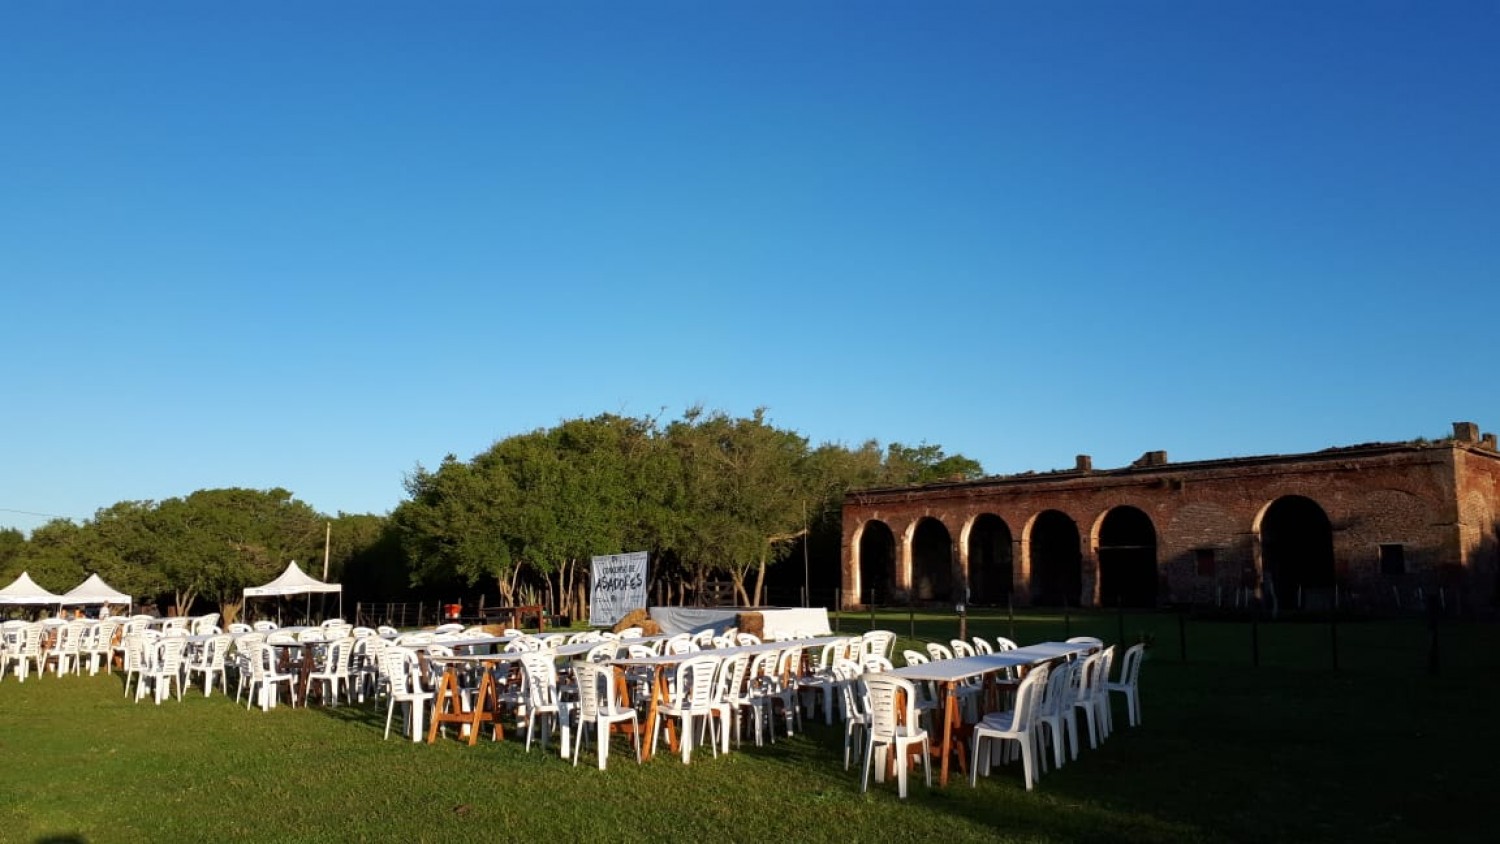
[322,522,331,581]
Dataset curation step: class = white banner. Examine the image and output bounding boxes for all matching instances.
[589,551,649,627]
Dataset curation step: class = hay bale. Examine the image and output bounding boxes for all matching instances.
[611,608,651,634]
[737,611,764,641]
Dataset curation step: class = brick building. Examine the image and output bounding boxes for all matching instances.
[840,422,1500,611]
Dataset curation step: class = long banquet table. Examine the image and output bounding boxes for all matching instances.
[886,641,1095,786]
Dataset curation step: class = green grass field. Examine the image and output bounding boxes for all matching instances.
[2,611,1494,844]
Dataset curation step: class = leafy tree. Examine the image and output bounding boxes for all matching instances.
[19,518,88,594]
[665,407,809,605]
[882,442,986,485]
[394,456,525,603]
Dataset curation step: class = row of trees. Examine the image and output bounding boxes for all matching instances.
[1,409,982,622]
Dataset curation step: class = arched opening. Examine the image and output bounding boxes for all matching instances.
[967,514,1014,604]
[1097,506,1158,608]
[912,518,954,602]
[1259,495,1335,609]
[1029,510,1081,607]
[857,521,897,606]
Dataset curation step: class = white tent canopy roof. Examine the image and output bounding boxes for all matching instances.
[244,561,342,598]
[0,571,66,605]
[61,573,133,606]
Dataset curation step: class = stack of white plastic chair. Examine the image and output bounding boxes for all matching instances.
[191,613,221,635]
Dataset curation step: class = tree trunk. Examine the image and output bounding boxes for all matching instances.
[730,570,750,606]
[219,598,245,626]
[173,588,198,618]
[753,555,768,607]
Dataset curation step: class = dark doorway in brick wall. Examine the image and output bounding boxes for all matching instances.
[1098,506,1159,608]
[1260,495,1335,609]
[912,517,954,602]
[968,514,1014,605]
[1030,510,1082,606]
[858,520,897,605]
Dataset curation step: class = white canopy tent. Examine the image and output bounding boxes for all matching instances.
[244,561,342,619]
[0,571,66,607]
[61,573,133,610]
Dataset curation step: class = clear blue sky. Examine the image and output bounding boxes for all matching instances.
[3,2,1497,535]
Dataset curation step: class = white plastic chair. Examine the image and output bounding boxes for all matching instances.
[570,660,641,769]
[45,622,87,676]
[1068,651,1107,754]
[83,620,120,675]
[3,624,43,682]
[185,634,234,697]
[306,637,354,705]
[971,662,1049,790]
[651,654,723,764]
[1033,659,1076,771]
[1105,642,1146,727]
[862,630,896,661]
[994,637,1019,652]
[245,642,298,711]
[381,647,433,740]
[738,651,780,747]
[518,652,562,753]
[797,639,846,725]
[138,638,188,704]
[861,674,931,799]
[833,659,869,770]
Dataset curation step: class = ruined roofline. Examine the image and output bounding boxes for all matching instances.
[847,436,1500,499]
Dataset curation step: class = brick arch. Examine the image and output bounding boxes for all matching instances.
[910,516,955,602]
[851,518,898,606]
[1090,504,1159,608]
[1023,509,1083,607]
[1254,494,1335,609]
[961,511,1015,604]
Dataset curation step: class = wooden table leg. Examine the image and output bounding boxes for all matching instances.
[939,682,958,787]
[639,667,667,761]
[426,667,459,743]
